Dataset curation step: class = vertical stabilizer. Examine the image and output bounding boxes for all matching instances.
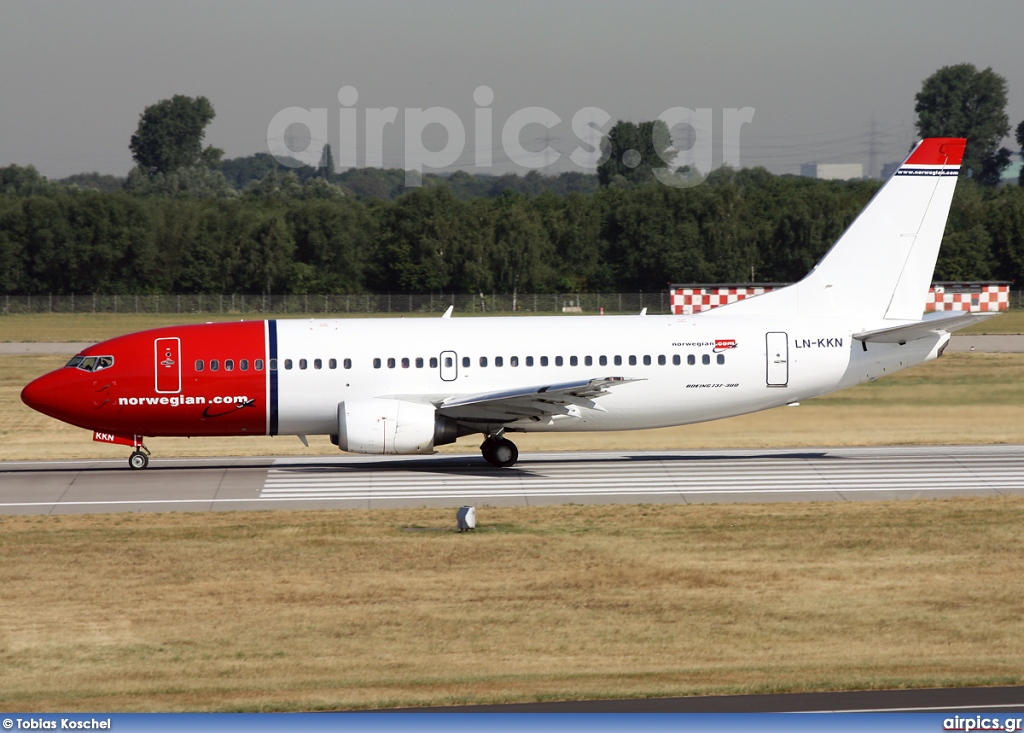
[708,138,965,321]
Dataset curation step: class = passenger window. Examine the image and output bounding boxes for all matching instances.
[540,356,549,366]
[717,354,726,365]
[402,358,410,368]
[211,359,220,371]
[599,355,607,367]
[658,355,666,366]
[314,358,322,370]
[195,360,204,372]
[344,358,352,369]
[329,358,337,369]
[462,357,470,368]
[495,356,503,367]
[269,359,277,371]
[629,355,637,366]
[614,355,622,366]
[702,354,711,365]
[687,355,696,365]
[480,356,488,367]
[643,355,651,366]
[225,359,234,371]
[373,358,381,369]
[673,355,681,366]
[299,359,307,370]
[240,359,249,371]
[255,359,265,371]
[282,359,290,370]
[387,358,396,369]
[584,356,592,367]
[416,357,424,368]
[430,357,438,368]
[445,356,453,368]
[510,356,519,367]
[526,356,534,367]
[555,356,563,367]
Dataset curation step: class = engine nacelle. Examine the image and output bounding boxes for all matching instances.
[337,399,459,455]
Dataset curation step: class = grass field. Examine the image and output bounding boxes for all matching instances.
[1,308,1022,343]
[1,498,1023,711]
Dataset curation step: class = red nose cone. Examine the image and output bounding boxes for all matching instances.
[21,374,51,412]
[21,371,73,422]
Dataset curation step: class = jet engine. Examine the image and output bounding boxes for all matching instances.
[336,399,459,455]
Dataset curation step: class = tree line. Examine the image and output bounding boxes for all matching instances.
[2,161,1023,297]
[2,63,1022,297]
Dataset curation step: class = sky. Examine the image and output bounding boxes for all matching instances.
[2,0,1022,180]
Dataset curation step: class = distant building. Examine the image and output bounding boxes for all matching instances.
[800,163,864,181]
[880,161,901,180]
[1000,153,1022,185]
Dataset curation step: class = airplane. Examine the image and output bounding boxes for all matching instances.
[21,137,989,470]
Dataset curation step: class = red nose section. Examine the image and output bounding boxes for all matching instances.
[21,370,77,423]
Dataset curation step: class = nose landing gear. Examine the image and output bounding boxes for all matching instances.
[128,442,151,470]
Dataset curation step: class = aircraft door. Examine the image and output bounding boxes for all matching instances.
[155,337,182,393]
[439,350,458,382]
[766,332,788,387]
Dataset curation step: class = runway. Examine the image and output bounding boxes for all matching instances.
[2,444,1023,515]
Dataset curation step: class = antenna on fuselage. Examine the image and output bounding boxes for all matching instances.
[441,306,454,319]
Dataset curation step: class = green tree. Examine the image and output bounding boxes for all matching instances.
[377,187,485,293]
[915,64,1011,185]
[286,199,375,293]
[597,120,673,187]
[129,95,223,176]
[1017,120,1024,187]
[488,195,553,305]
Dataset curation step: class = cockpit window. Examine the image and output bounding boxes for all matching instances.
[65,355,114,372]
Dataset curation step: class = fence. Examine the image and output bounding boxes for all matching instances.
[1,292,673,316]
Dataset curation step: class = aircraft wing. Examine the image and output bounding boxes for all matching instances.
[853,312,998,344]
[437,377,643,422]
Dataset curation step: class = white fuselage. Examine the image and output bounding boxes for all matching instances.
[272,313,945,437]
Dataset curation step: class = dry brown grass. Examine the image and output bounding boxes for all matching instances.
[1,499,1022,711]
[4,352,1024,462]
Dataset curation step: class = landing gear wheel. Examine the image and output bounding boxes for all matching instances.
[128,451,149,470]
[482,437,518,468]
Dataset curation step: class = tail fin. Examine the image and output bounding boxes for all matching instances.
[708,138,965,321]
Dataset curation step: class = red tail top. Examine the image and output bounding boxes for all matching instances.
[904,138,966,166]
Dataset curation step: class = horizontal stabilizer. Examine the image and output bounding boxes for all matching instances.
[854,312,998,344]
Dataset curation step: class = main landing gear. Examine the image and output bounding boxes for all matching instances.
[128,444,151,470]
[481,434,518,468]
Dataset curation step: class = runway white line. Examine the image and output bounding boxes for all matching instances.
[258,448,1024,505]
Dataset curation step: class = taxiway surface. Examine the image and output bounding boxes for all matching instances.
[2,444,1022,515]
